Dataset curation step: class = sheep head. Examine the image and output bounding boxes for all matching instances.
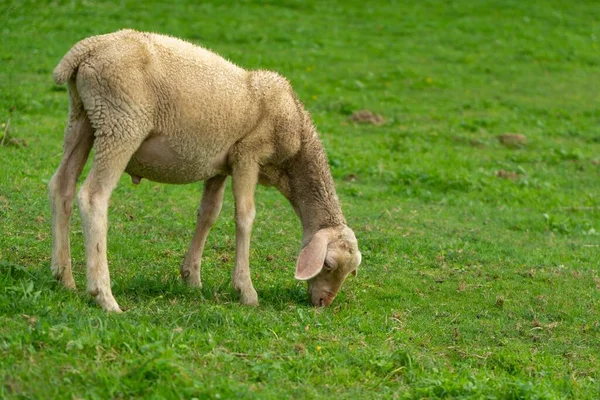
[295,226,361,307]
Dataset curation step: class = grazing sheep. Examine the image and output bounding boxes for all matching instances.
[49,29,361,312]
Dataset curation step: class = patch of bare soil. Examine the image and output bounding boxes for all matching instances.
[497,133,527,148]
[495,169,521,181]
[350,110,385,125]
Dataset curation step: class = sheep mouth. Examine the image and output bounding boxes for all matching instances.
[311,290,337,307]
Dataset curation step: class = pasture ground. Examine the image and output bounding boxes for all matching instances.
[1,0,599,398]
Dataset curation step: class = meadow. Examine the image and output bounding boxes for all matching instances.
[1,0,599,398]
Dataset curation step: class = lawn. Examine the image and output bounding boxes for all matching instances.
[1,0,599,398]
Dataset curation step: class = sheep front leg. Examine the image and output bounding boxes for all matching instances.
[181,175,227,287]
[231,164,259,306]
[49,115,94,289]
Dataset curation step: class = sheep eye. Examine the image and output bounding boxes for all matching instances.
[323,258,337,271]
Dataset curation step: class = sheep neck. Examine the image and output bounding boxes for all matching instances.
[285,136,346,241]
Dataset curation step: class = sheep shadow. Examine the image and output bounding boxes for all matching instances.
[112,274,311,311]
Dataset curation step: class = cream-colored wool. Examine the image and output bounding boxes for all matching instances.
[49,29,361,311]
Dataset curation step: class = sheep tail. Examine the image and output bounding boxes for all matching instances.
[53,30,135,84]
[53,36,97,84]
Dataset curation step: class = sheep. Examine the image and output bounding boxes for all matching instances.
[49,29,362,312]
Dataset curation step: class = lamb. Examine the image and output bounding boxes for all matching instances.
[49,29,362,312]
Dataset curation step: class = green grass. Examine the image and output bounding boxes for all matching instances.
[1,0,599,398]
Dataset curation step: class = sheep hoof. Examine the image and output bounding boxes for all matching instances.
[240,289,259,307]
[92,292,123,313]
[100,300,123,313]
[180,268,202,288]
[60,275,77,290]
[185,278,202,288]
[52,265,77,290]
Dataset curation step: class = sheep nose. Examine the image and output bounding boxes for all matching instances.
[310,296,324,307]
[316,297,332,307]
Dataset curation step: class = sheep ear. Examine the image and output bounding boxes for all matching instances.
[295,232,329,280]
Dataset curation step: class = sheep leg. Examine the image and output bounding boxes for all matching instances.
[181,175,227,287]
[49,114,94,289]
[77,126,145,312]
[231,164,259,306]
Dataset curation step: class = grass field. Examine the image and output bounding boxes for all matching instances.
[1,0,599,398]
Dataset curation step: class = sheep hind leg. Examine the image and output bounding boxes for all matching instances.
[77,118,147,312]
[181,175,227,287]
[231,163,259,306]
[49,113,94,289]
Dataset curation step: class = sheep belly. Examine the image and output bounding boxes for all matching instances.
[125,135,229,184]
